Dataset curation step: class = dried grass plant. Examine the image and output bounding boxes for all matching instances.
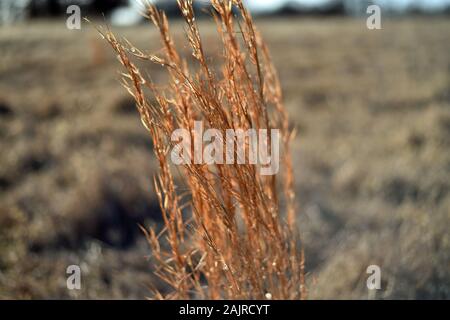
[100,0,305,299]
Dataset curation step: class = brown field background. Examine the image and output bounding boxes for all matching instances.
[0,16,449,299]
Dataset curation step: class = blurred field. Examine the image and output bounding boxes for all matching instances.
[0,16,449,299]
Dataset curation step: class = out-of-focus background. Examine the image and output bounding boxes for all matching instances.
[0,0,449,299]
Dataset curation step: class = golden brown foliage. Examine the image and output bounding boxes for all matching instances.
[101,0,305,299]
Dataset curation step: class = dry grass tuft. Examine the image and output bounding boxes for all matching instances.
[101,0,305,299]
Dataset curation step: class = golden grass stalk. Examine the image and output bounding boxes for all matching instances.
[101,0,305,299]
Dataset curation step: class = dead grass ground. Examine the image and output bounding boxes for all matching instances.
[0,16,449,299]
